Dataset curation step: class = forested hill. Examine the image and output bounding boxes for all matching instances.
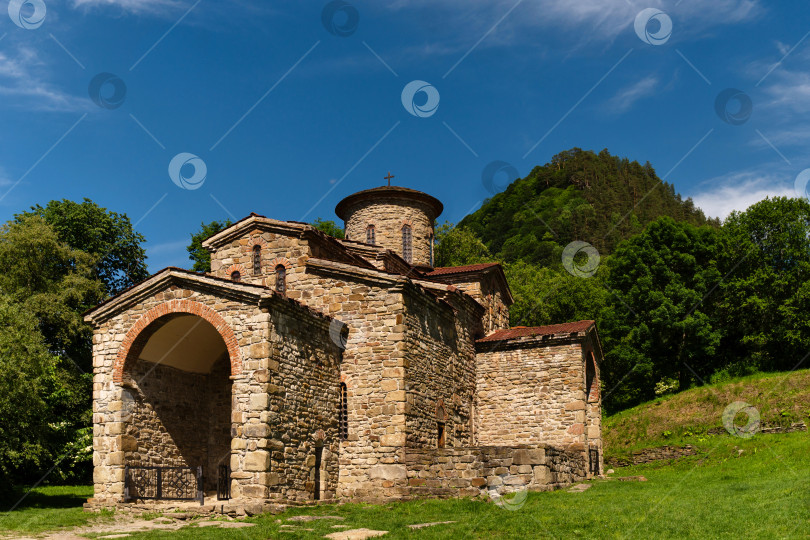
[459,148,718,265]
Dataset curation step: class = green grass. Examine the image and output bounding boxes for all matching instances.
[604,368,810,461]
[0,484,111,535]
[2,432,808,539]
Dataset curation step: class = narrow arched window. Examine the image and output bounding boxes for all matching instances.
[339,383,348,442]
[231,270,241,282]
[275,264,286,294]
[586,352,596,400]
[402,225,412,263]
[252,245,261,275]
[366,225,375,245]
[429,232,434,267]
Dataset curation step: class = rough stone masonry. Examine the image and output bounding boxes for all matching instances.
[84,184,604,509]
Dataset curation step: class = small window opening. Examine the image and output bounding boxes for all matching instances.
[366,225,375,245]
[437,422,446,448]
[231,270,241,282]
[402,225,412,263]
[275,264,286,294]
[252,245,261,275]
[339,383,348,442]
[586,352,596,400]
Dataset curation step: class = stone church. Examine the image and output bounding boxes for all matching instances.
[84,184,604,508]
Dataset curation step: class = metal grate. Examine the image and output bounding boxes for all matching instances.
[366,225,375,245]
[217,464,231,500]
[339,383,348,441]
[402,225,412,263]
[252,245,262,275]
[125,466,203,505]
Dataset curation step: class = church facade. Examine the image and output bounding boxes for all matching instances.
[84,185,604,508]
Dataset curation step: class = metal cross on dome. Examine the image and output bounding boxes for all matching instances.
[384,172,395,186]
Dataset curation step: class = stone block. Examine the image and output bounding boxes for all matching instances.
[244,450,270,472]
[369,464,407,481]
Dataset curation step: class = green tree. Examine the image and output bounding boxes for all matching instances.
[187,220,233,272]
[0,294,56,486]
[18,199,148,296]
[717,197,810,372]
[505,261,607,328]
[311,218,344,239]
[0,216,102,484]
[599,217,724,411]
[434,222,493,267]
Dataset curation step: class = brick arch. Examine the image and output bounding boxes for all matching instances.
[270,257,292,270]
[225,263,246,279]
[113,299,242,384]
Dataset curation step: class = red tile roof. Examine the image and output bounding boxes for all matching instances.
[477,320,595,343]
[424,262,501,276]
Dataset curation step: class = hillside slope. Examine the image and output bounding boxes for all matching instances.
[604,369,810,457]
[459,148,717,266]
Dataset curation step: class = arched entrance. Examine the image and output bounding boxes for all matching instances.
[118,306,236,496]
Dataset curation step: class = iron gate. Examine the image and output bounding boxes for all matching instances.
[217,464,231,500]
[589,448,600,475]
[124,466,204,505]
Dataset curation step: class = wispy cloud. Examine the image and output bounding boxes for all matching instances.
[0,47,89,112]
[71,0,184,15]
[387,0,760,51]
[690,169,795,220]
[606,76,659,113]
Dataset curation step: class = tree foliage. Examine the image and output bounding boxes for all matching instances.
[459,148,716,266]
[0,216,103,485]
[434,222,492,267]
[187,220,233,272]
[18,199,148,296]
[311,218,345,239]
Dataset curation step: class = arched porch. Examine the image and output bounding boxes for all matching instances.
[119,312,234,497]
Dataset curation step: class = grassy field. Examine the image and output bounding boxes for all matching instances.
[604,368,810,460]
[2,371,808,539]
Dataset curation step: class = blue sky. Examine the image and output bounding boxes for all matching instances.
[0,0,808,271]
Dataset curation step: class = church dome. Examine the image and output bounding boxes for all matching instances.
[335,185,443,268]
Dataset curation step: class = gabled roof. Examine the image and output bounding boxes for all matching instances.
[199,214,376,271]
[83,267,333,327]
[476,320,595,343]
[423,262,501,276]
[422,262,513,305]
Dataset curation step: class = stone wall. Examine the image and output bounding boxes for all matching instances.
[299,259,407,500]
[343,197,436,267]
[87,274,341,505]
[475,341,587,447]
[402,284,478,450]
[262,300,343,502]
[401,445,587,499]
[424,272,510,333]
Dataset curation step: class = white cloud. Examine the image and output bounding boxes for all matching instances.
[607,76,658,113]
[0,48,89,112]
[762,70,810,114]
[71,0,183,15]
[690,170,796,220]
[387,0,760,47]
